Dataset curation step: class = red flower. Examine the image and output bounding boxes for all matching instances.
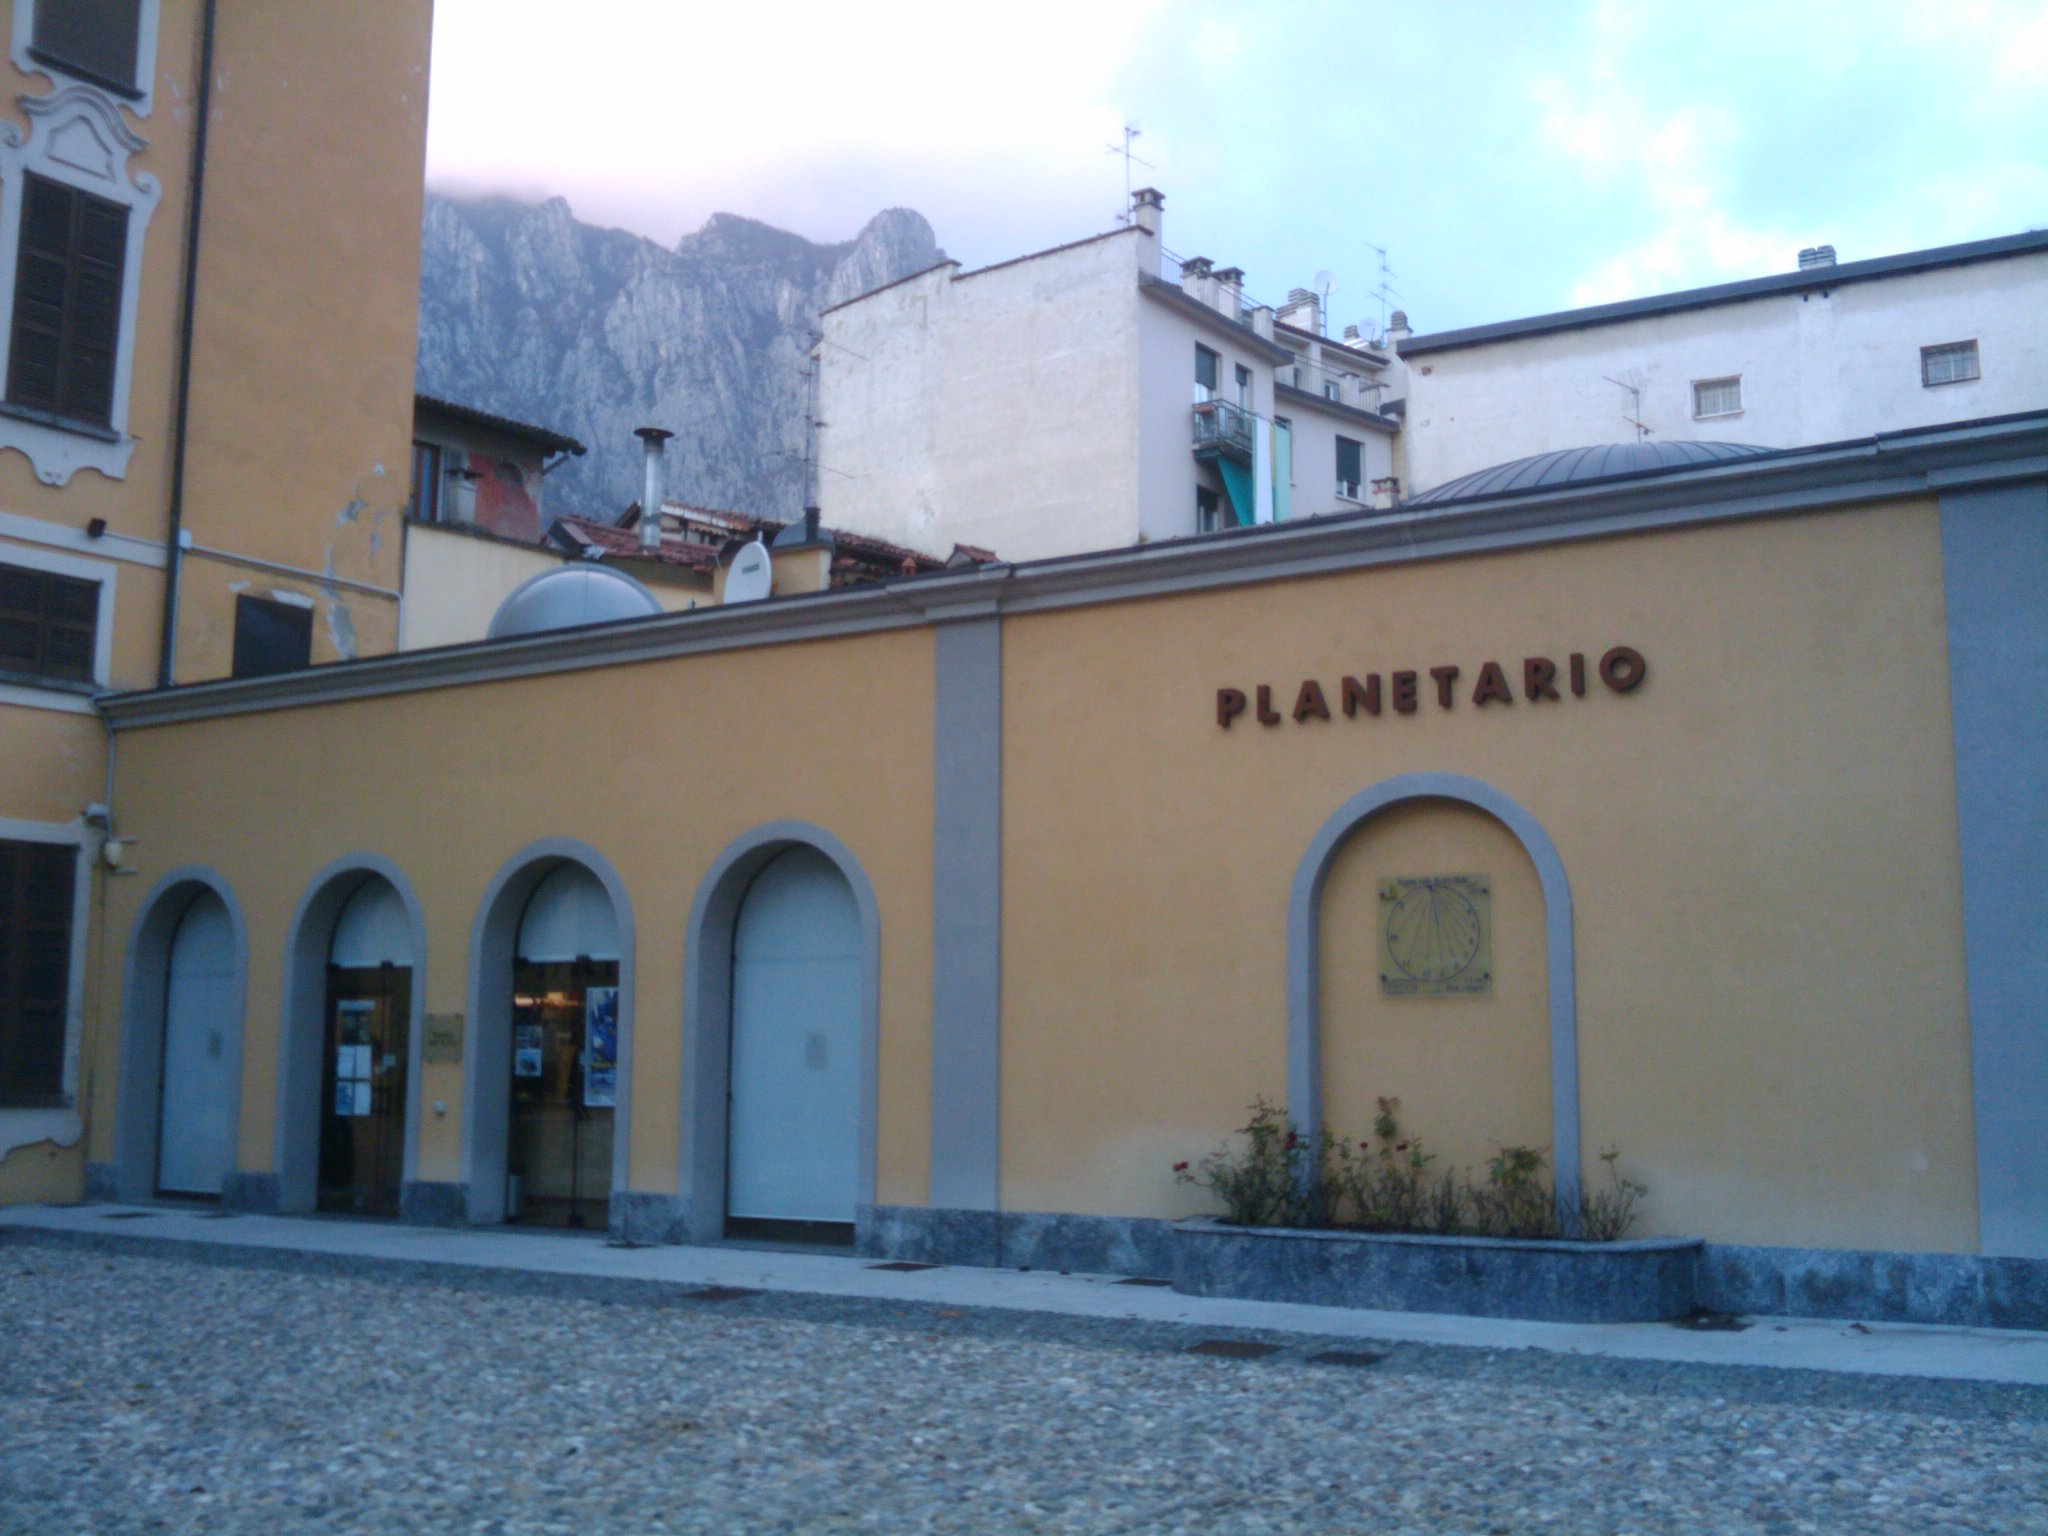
[1396,1142,1409,1152]
[1172,1161,1190,1173]
[1284,1132,1299,1150]
[1358,1141,1370,1150]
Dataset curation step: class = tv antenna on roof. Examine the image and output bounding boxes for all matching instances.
[1106,122,1153,224]
[1313,269,1335,336]
[1364,241,1404,342]
[1604,372,1653,441]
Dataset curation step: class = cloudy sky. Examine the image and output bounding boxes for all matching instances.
[426,0,2048,336]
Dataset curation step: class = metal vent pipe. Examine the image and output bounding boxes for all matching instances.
[633,427,673,553]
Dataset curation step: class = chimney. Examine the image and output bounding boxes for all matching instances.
[1278,287,1320,334]
[1214,266,1245,318]
[1370,475,1401,512]
[1131,186,1163,237]
[633,426,673,554]
[1798,245,1837,271]
[1179,255,1214,309]
[1342,323,1361,343]
[1388,310,1412,347]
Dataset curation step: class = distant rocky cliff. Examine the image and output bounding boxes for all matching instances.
[415,194,944,525]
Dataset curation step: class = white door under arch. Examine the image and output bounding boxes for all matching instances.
[158,891,237,1196]
[728,847,861,1225]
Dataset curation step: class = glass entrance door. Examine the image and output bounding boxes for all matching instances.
[318,966,409,1215]
[508,960,617,1228]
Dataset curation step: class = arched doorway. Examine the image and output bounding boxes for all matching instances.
[507,862,620,1228]
[157,890,238,1197]
[317,878,413,1216]
[726,846,863,1241]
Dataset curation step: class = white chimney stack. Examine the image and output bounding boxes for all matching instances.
[1797,245,1838,271]
[633,426,673,554]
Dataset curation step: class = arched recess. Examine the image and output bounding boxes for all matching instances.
[679,821,881,1246]
[113,866,250,1202]
[1288,773,1582,1217]
[275,854,428,1215]
[462,838,636,1226]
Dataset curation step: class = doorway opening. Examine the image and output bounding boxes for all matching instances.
[508,864,618,1228]
[725,846,861,1247]
[156,889,236,1198]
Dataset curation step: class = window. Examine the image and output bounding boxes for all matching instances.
[1196,485,1224,534]
[409,440,444,522]
[1324,379,1341,403]
[29,0,143,96]
[6,174,127,429]
[1336,436,1363,500]
[1234,363,1252,407]
[1922,340,1980,387]
[1194,344,1220,403]
[0,559,96,685]
[0,837,76,1106]
[232,595,313,679]
[1692,376,1742,418]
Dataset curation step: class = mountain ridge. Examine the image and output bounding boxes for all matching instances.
[414,193,944,525]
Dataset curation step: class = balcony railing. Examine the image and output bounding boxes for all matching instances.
[1191,397,1254,460]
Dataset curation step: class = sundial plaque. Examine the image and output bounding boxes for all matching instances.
[1377,874,1492,997]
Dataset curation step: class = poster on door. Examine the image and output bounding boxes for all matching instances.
[513,1021,543,1078]
[583,987,618,1108]
[334,1000,375,1117]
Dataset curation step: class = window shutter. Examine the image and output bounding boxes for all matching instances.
[0,839,76,1105]
[1336,437,1363,485]
[0,563,99,682]
[31,0,143,92]
[7,175,129,428]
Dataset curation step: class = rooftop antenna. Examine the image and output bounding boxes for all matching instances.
[1364,241,1404,343]
[1604,372,1653,441]
[1105,122,1153,224]
[1313,269,1334,337]
[802,335,823,537]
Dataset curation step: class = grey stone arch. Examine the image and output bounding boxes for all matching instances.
[460,837,637,1227]
[272,853,429,1216]
[674,821,882,1246]
[1287,772,1583,1221]
[110,865,251,1203]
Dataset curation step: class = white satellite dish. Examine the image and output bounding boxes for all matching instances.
[725,536,773,604]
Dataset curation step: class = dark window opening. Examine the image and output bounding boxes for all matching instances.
[231,595,313,679]
[0,838,76,1107]
[30,0,144,96]
[6,173,128,429]
[1234,363,1252,406]
[1196,484,1224,534]
[408,440,443,522]
[1336,436,1363,498]
[0,560,97,684]
[1195,344,1219,398]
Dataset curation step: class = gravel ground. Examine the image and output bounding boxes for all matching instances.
[2,1238,2045,1535]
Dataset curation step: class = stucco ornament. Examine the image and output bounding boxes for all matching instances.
[0,84,161,485]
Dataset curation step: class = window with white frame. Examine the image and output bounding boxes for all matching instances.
[0,0,163,484]
[1196,484,1225,534]
[1921,340,1980,387]
[1691,376,1742,419]
[0,545,112,705]
[1336,436,1363,500]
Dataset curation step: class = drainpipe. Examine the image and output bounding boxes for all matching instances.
[633,427,672,554]
[156,0,218,689]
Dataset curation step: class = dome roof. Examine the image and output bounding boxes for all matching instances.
[1406,440,1776,507]
[486,565,663,640]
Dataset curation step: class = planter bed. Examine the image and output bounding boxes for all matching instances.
[1171,1219,1703,1323]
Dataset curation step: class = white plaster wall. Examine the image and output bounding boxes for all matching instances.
[398,525,571,651]
[1134,296,1278,541]
[1276,394,1396,519]
[1400,252,2048,493]
[818,233,1147,564]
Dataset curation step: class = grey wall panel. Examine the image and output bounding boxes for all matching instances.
[929,617,1003,1211]
[1940,482,2048,1258]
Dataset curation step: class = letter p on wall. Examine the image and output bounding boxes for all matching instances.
[1217,688,1247,728]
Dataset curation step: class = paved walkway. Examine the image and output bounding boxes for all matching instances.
[6,1201,2046,1385]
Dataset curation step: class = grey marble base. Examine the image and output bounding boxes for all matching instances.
[82,1161,117,1202]
[1698,1243,2048,1331]
[858,1205,1174,1277]
[220,1171,280,1214]
[609,1191,687,1246]
[398,1181,469,1228]
[1173,1220,1703,1323]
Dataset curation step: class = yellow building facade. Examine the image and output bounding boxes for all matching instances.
[0,0,431,1203]
[75,414,2048,1325]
